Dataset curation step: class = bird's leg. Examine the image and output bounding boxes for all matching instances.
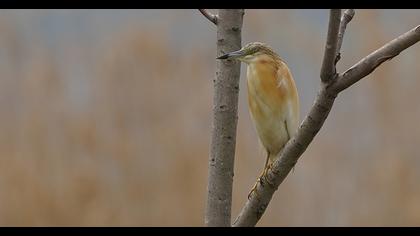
[262,155,275,187]
[247,152,270,200]
[247,178,261,200]
[261,153,270,182]
[247,171,266,200]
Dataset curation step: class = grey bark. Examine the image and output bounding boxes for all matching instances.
[204,9,244,227]
[320,9,341,82]
[335,9,355,62]
[233,11,420,226]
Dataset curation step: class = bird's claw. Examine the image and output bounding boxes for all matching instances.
[247,187,255,200]
[261,164,276,188]
[247,177,262,200]
[247,163,278,200]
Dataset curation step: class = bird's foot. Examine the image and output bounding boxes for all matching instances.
[247,177,262,200]
[262,164,276,188]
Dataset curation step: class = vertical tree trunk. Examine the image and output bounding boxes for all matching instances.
[205,9,244,227]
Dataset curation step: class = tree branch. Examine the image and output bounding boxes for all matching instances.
[320,9,342,83]
[199,9,218,25]
[205,9,244,227]
[335,9,355,64]
[233,19,420,227]
[333,24,420,92]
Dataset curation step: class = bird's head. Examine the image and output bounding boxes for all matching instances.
[216,42,281,64]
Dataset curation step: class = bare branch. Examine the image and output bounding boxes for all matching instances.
[335,9,355,63]
[333,24,420,92]
[199,9,218,25]
[320,9,342,83]
[205,9,244,227]
[233,22,420,228]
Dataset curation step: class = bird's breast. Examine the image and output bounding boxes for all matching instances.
[246,62,291,155]
[247,63,287,117]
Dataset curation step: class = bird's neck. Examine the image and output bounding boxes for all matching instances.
[248,54,281,71]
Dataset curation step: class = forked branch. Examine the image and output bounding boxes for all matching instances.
[233,9,420,226]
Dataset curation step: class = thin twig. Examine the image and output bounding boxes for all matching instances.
[199,9,218,25]
[320,9,342,83]
[335,9,355,64]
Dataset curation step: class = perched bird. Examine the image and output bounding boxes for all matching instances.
[217,42,299,198]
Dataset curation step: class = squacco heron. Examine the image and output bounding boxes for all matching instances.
[217,42,300,198]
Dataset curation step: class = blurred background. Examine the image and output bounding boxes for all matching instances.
[0,9,419,226]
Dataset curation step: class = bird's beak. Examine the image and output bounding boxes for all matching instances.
[216,48,246,60]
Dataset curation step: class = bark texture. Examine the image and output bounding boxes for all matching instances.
[320,9,342,82]
[205,9,244,227]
